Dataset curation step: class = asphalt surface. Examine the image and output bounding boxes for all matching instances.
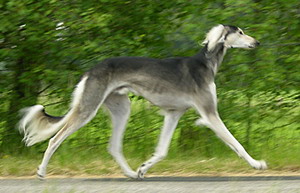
[0,176,299,193]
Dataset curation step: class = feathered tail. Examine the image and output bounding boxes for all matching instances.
[18,76,88,146]
[18,105,64,146]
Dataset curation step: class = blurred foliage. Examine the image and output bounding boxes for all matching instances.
[0,0,299,168]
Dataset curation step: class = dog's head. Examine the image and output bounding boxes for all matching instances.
[203,24,260,51]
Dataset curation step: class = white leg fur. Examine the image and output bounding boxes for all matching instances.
[206,113,266,169]
[105,94,137,179]
[37,107,102,179]
[137,111,183,179]
[194,83,267,170]
[37,76,106,179]
[37,124,70,179]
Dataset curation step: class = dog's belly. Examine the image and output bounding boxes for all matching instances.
[115,85,191,111]
[145,93,190,110]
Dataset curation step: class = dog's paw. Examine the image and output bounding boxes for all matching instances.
[37,166,46,180]
[124,171,138,179]
[136,164,148,180]
[252,160,267,170]
[137,169,145,180]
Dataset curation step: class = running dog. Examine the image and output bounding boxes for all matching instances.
[19,24,267,179]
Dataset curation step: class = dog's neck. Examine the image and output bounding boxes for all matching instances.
[195,43,227,75]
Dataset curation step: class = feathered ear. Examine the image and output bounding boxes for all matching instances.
[202,24,226,51]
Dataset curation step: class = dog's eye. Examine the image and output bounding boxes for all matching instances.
[239,31,243,35]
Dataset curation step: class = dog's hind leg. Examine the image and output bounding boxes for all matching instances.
[136,110,184,179]
[37,123,77,179]
[105,93,137,179]
[194,84,267,170]
[37,77,107,179]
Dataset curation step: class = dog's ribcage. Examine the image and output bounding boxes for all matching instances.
[92,56,212,110]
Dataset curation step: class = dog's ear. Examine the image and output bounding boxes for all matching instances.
[202,24,226,51]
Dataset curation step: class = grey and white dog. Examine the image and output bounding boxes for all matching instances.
[19,24,267,179]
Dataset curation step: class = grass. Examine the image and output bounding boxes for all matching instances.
[0,148,299,177]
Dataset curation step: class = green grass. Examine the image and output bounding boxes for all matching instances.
[0,148,299,177]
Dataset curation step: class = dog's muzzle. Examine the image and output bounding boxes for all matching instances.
[249,40,260,48]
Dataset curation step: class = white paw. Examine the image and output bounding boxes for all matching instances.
[37,166,46,180]
[137,168,145,179]
[124,171,138,179]
[252,160,268,170]
[137,164,148,179]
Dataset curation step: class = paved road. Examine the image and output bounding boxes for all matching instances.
[0,176,299,193]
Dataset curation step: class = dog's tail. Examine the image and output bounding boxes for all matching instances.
[18,76,88,146]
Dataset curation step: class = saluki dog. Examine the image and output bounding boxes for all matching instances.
[19,24,267,179]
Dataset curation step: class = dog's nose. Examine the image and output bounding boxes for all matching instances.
[255,41,260,46]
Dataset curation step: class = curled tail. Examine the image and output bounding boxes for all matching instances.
[18,76,88,146]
